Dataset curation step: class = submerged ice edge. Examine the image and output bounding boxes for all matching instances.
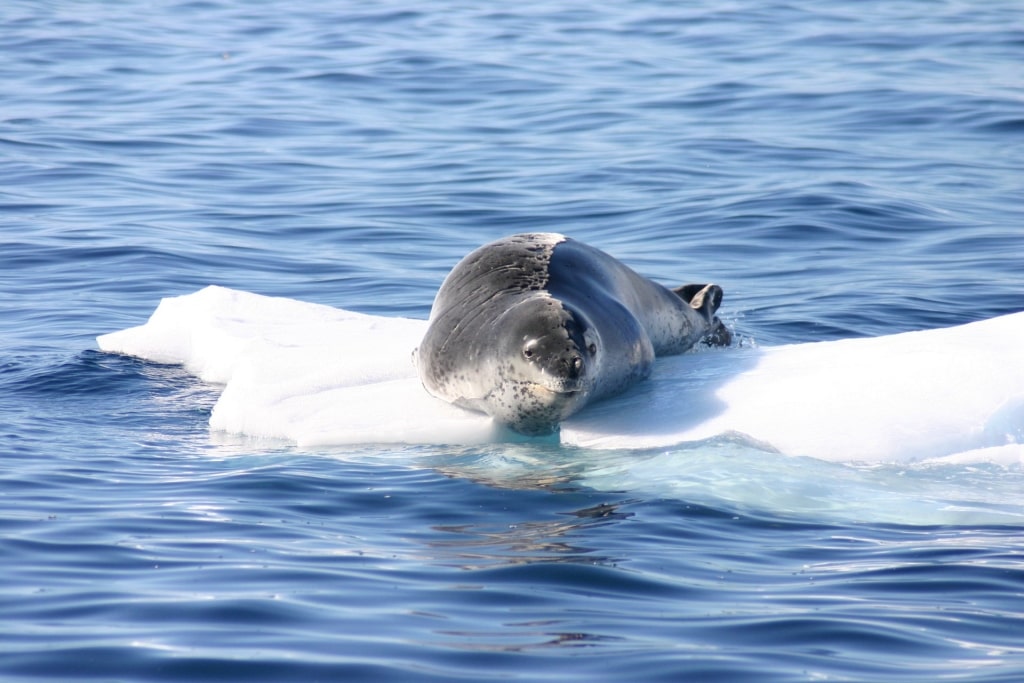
[565,443,1024,526]
[97,286,1024,465]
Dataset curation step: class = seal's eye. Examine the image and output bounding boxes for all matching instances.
[523,341,537,360]
[588,343,597,356]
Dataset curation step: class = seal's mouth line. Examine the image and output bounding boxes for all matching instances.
[533,384,583,398]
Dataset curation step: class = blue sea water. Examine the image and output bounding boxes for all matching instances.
[2,0,1024,680]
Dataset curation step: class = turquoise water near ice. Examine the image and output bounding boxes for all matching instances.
[3,1,1024,680]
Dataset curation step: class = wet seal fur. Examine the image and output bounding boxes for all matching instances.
[414,233,732,435]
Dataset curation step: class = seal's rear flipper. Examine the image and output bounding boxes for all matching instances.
[673,284,732,347]
[672,283,723,321]
[701,318,733,347]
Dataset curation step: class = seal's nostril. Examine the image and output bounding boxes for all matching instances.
[565,355,583,379]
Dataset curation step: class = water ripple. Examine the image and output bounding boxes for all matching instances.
[3,0,1024,680]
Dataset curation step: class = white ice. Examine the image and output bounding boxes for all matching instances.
[97,285,1024,465]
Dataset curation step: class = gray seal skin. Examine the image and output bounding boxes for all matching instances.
[414,233,731,436]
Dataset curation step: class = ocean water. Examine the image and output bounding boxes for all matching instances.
[2,0,1024,681]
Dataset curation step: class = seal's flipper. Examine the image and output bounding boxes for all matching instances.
[701,318,733,347]
[672,283,723,322]
[673,283,731,347]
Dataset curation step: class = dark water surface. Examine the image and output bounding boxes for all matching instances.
[3,1,1024,681]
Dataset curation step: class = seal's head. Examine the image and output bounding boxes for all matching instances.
[486,296,600,435]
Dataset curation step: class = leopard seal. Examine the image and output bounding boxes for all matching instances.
[414,233,731,435]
